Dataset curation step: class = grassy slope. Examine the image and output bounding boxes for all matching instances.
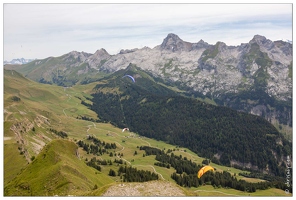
[3,69,289,196]
[4,69,101,195]
[4,139,114,196]
[4,122,28,185]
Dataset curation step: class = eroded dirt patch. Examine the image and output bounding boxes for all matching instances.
[102,180,186,196]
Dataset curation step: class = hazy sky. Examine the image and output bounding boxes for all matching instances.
[3,3,292,61]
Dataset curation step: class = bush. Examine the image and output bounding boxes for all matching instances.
[109,169,116,176]
[30,156,35,161]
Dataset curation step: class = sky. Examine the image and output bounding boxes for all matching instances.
[3,3,293,61]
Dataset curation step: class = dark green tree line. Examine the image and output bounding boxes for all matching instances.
[118,166,159,182]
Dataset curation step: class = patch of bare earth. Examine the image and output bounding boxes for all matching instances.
[102,180,186,196]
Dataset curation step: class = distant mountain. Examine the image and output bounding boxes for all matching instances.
[4,58,35,65]
[4,34,292,135]
[279,39,292,44]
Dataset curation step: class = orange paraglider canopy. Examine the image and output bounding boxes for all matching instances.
[197,165,214,178]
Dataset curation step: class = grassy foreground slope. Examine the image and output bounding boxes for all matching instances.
[4,139,113,196]
[4,69,105,196]
[4,69,98,160]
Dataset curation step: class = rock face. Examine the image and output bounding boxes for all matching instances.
[7,33,292,128]
[160,33,193,51]
[106,34,292,101]
[87,48,111,69]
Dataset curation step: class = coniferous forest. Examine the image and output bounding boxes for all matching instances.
[141,146,290,193]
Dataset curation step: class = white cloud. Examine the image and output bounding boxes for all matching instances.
[3,3,292,60]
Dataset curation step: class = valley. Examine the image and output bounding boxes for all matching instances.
[3,69,292,196]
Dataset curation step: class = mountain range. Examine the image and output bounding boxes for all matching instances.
[4,58,35,65]
[5,33,292,138]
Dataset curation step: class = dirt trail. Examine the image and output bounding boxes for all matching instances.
[102,180,186,196]
[133,165,165,180]
[114,142,131,165]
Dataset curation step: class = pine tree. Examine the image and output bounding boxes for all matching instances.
[109,169,116,176]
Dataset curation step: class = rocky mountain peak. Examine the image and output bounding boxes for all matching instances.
[191,39,209,49]
[160,33,193,51]
[86,48,111,69]
[166,33,182,40]
[94,48,110,57]
[65,51,91,62]
[250,35,276,50]
[250,35,267,44]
